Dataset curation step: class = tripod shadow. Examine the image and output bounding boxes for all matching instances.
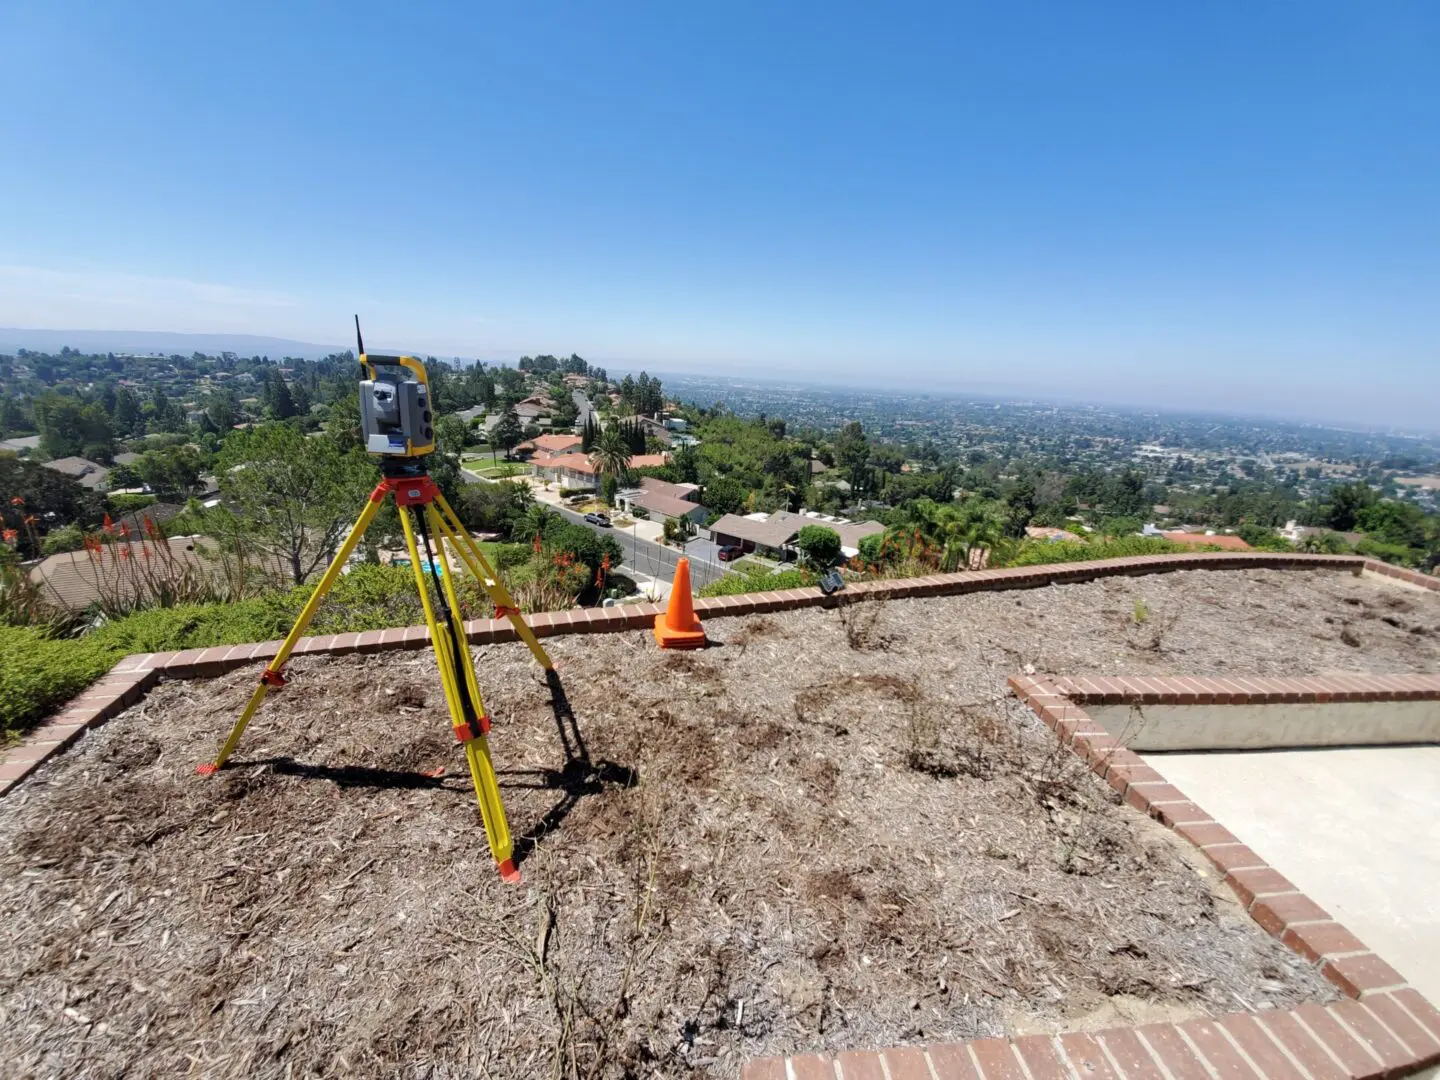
[499,668,638,867]
[239,756,450,790]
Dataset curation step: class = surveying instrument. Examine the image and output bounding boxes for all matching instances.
[198,318,553,883]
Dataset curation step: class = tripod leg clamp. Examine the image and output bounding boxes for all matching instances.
[260,668,287,688]
[494,605,520,620]
[453,714,492,742]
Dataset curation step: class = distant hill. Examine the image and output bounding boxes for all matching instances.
[0,328,346,360]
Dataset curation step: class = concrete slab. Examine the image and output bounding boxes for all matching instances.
[1147,746,1440,1002]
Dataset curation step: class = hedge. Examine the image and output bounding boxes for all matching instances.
[0,626,120,741]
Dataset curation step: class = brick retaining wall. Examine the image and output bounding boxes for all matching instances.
[0,553,1426,801]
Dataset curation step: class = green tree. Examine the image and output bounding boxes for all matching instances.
[589,425,632,501]
[834,421,871,495]
[795,524,842,568]
[218,423,376,584]
[34,393,113,460]
[138,445,204,500]
[1324,482,1377,531]
[457,478,535,534]
[206,388,241,432]
[0,457,103,556]
[265,369,297,419]
[493,409,524,459]
[112,387,142,436]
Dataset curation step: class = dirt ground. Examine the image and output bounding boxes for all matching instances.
[2,567,1437,1079]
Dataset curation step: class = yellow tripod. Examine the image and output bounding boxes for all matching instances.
[198,466,553,884]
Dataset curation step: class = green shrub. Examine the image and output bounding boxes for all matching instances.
[0,626,119,740]
[1005,535,1187,566]
[795,524,842,568]
[107,493,157,514]
[698,565,815,597]
[40,523,86,555]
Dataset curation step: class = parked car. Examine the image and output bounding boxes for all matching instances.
[583,512,612,527]
[717,545,742,562]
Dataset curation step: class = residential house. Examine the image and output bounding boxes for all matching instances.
[1026,526,1084,543]
[1161,531,1252,551]
[0,434,41,455]
[29,536,286,612]
[709,510,885,560]
[42,456,111,491]
[535,452,670,491]
[616,477,707,526]
[512,395,552,424]
[514,433,583,461]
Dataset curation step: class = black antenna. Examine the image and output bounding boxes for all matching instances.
[354,314,365,357]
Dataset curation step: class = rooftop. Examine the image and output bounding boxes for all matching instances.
[2,558,1438,1077]
[41,456,110,489]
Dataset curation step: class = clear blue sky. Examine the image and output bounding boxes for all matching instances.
[1,2,1436,427]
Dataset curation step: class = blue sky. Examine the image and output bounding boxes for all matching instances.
[1,2,1437,427]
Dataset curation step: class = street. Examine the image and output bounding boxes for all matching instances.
[551,504,725,588]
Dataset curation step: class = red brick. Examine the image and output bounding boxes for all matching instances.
[1013,1036,1071,1080]
[1179,1018,1263,1080]
[1226,866,1299,907]
[1152,800,1212,827]
[1322,953,1409,997]
[929,1042,982,1080]
[1282,922,1370,964]
[1215,1013,1309,1080]
[788,1053,834,1080]
[1095,1027,1166,1080]
[1360,994,1440,1060]
[833,1049,885,1079]
[0,761,35,781]
[1330,999,1426,1072]
[1203,843,1269,875]
[1250,893,1331,936]
[1125,782,1186,812]
[1137,1024,1210,1080]
[1058,1032,1119,1080]
[1106,763,1167,795]
[970,1038,1025,1080]
[1294,1002,1388,1078]
[739,1058,788,1080]
[1175,821,1241,849]
[1391,988,1440,1040]
[1259,1009,1351,1080]
[880,1045,934,1080]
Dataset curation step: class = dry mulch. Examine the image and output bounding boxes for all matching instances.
[2,567,1436,1078]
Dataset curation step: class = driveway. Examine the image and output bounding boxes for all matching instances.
[552,505,725,588]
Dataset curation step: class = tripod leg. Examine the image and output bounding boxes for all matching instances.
[199,488,385,774]
[431,491,554,671]
[402,504,520,883]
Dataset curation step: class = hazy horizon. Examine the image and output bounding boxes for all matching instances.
[3,324,1436,438]
[3,4,1436,428]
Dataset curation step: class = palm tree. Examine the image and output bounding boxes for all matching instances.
[589,425,632,504]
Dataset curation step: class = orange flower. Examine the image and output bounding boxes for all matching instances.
[103,513,115,533]
[1,528,17,543]
[23,515,36,526]
[119,547,131,559]
[9,496,22,506]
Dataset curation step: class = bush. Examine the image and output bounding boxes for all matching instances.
[795,524,842,568]
[698,564,815,597]
[1,626,119,739]
[857,533,886,565]
[1005,535,1187,566]
[40,523,86,555]
[107,493,157,515]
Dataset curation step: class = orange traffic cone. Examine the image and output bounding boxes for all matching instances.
[654,557,707,649]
